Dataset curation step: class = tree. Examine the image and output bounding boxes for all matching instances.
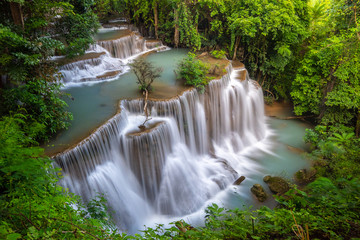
[291,0,360,132]
[130,58,163,130]
[130,58,163,93]
[0,0,100,141]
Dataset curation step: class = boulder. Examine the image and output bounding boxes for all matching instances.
[263,175,290,195]
[233,176,246,185]
[250,184,267,202]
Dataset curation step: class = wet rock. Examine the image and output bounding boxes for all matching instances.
[294,168,316,185]
[233,176,246,185]
[251,184,267,202]
[263,175,290,195]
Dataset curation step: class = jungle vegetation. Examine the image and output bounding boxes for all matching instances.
[1,0,360,239]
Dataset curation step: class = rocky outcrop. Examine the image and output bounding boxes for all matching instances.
[251,184,267,202]
[263,175,290,195]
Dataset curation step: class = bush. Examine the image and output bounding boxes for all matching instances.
[139,178,360,239]
[177,53,209,93]
[0,78,73,141]
[210,50,227,59]
[304,124,360,180]
[0,115,121,240]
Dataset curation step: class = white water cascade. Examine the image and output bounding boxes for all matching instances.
[58,30,165,84]
[55,65,268,233]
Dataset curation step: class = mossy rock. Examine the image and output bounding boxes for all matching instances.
[250,184,267,202]
[263,175,290,195]
[294,168,317,185]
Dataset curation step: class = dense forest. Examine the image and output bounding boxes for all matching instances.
[1,0,360,239]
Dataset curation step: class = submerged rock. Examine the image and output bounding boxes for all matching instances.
[251,184,267,202]
[287,145,305,154]
[233,176,246,185]
[263,175,290,195]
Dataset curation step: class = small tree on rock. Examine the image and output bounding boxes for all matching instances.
[130,58,163,93]
[130,58,163,130]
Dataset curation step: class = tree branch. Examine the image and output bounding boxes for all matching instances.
[50,217,102,240]
[11,212,40,231]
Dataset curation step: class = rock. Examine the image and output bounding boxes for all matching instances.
[263,175,290,195]
[198,52,208,57]
[233,176,246,185]
[294,169,307,183]
[250,184,267,202]
[263,175,272,183]
[294,168,316,184]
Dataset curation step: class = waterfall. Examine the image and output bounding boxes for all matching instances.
[58,31,165,85]
[59,45,125,83]
[55,65,267,233]
[98,33,146,59]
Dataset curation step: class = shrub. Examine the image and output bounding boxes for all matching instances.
[0,78,73,141]
[0,115,120,240]
[177,53,209,93]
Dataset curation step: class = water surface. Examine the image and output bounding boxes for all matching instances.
[46,49,188,154]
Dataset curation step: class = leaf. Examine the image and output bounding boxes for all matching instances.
[6,233,22,240]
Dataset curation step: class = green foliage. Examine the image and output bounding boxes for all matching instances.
[291,0,360,127]
[291,32,360,126]
[224,0,309,99]
[177,2,202,51]
[55,10,100,58]
[94,0,127,19]
[304,124,360,179]
[210,50,226,59]
[0,0,100,141]
[0,78,73,141]
[0,115,125,239]
[177,53,209,93]
[130,58,163,93]
[138,178,360,239]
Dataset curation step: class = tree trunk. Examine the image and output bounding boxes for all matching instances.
[154,1,159,39]
[9,2,24,29]
[232,36,240,60]
[174,7,179,47]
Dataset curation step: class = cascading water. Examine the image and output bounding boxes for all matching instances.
[58,29,165,85]
[98,33,147,59]
[55,65,268,233]
[59,45,124,83]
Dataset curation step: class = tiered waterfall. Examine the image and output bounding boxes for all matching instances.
[58,30,164,84]
[55,65,267,232]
